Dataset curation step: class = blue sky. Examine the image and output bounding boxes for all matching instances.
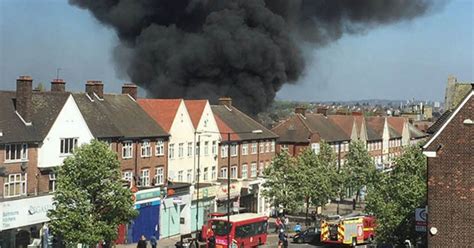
[1,0,472,102]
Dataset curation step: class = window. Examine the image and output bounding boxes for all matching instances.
[122,141,133,159]
[220,167,228,178]
[242,164,248,179]
[61,138,78,155]
[230,166,238,179]
[178,143,184,158]
[311,143,320,154]
[102,139,113,150]
[49,173,56,192]
[178,170,184,181]
[187,142,193,157]
[212,141,217,155]
[259,162,264,176]
[187,169,192,183]
[259,142,264,154]
[140,169,150,186]
[141,140,151,157]
[169,144,175,159]
[230,144,238,157]
[204,141,209,156]
[4,143,28,161]
[3,173,26,197]
[251,163,257,177]
[155,167,164,185]
[211,166,216,180]
[281,144,289,151]
[221,144,228,158]
[241,143,248,155]
[155,139,164,156]
[122,171,133,183]
[262,161,269,176]
[265,142,270,152]
[203,167,209,181]
[251,142,257,154]
[271,141,275,152]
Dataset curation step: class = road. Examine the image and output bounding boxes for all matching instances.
[262,234,324,247]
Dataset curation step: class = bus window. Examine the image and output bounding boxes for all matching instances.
[211,220,233,236]
[235,224,253,238]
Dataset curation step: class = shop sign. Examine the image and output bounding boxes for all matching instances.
[217,183,241,200]
[0,195,54,231]
[192,185,217,201]
[135,187,162,202]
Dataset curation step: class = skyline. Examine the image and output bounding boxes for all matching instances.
[0,0,473,103]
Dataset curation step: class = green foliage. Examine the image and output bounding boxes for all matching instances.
[48,140,138,246]
[262,151,301,212]
[345,140,376,193]
[365,145,427,245]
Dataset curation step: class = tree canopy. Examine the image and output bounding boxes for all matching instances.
[365,145,427,245]
[48,140,138,246]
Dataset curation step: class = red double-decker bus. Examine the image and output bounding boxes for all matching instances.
[207,213,268,248]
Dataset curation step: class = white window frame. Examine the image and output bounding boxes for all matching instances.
[271,141,275,152]
[178,170,184,182]
[281,144,289,151]
[241,143,248,155]
[187,142,193,157]
[230,166,238,179]
[155,167,164,185]
[221,144,228,158]
[187,169,192,183]
[203,167,209,181]
[141,140,151,158]
[220,167,228,178]
[140,169,150,187]
[60,138,78,156]
[211,166,216,180]
[259,162,264,176]
[242,164,248,179]
[251,163,257,178]
[122,171,133,183]
[4,143,28,162]
[212,141,217,155]
[265,142,270,153]
[155,139,164,156]
[122,140,133,159]
[311,143,320,154]
[3,173,27,197]
[259,142,264,154]
[169,144,175,159]
[251,142,257,154]
[230,144,238,157]
[204,141,209,156]
[49,173,56,192]
[178,143,184,158]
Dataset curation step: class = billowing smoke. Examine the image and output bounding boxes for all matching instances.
[70,0,435,114]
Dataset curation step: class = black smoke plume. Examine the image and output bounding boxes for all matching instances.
[70,0,435,114]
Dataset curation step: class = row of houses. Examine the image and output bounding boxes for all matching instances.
[271,107,427,170]
[0,76,427,246]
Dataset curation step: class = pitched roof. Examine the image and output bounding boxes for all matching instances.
[408,123,428,139]
[365,117,384,141]
[387,117,405,135]
[137,99,182,132]
[426,110,452,134]
[304,114,349,142]
[213,114,240,141]
[327,115,355,137]
[271,115,313,143]
[184,100,207,129]
[73,93,168,139]
[211,105,277,141]
[0,91,69,144]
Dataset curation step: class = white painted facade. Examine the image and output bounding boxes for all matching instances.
[382,117,390,165]
[167,100,196,183]
[38,95,94,168]
[194,101,220,183]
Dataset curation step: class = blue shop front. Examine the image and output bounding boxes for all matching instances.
[127,187,163,243]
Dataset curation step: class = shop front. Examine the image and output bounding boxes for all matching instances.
[0,195,54,248]
[240,178,268,215]
[160,183,191,239]
[215,182,241,214]
[125,187,163,243]
[190,184,217,232]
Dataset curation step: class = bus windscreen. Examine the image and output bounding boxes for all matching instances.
[211,220,233,236]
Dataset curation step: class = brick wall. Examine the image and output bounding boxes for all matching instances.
[425,96,473,247]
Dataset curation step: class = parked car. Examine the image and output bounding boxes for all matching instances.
[292,227,321,244]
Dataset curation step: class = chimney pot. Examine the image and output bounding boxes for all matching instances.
[295,107,306,116]
[85,80,104,99]
[218,97,232,108]
[122,83,138,100]
[16,75,33,123]
[316,107,329,116]
[51,79,66,92]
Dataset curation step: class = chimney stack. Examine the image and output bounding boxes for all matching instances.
[51,79,66,92]
[294,107,306,116]
[85,80,104,99]
[122,83,138,100]
[16,75,33,124]
[218,97,232,108]
[316,107,329,116]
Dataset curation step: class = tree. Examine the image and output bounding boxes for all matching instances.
[48,140,138,246]
[345,140,376,202]
[365,145,427,245]
[297,142,338,222]
[262,151,301,213]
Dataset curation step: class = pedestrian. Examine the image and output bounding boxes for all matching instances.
[150,235,157,248]
[278,228,288,248]
[137,235,147,248]
[284,216,289,230]
[293,222,302,233]
[274,217,282,233]
[207,228,216,248]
